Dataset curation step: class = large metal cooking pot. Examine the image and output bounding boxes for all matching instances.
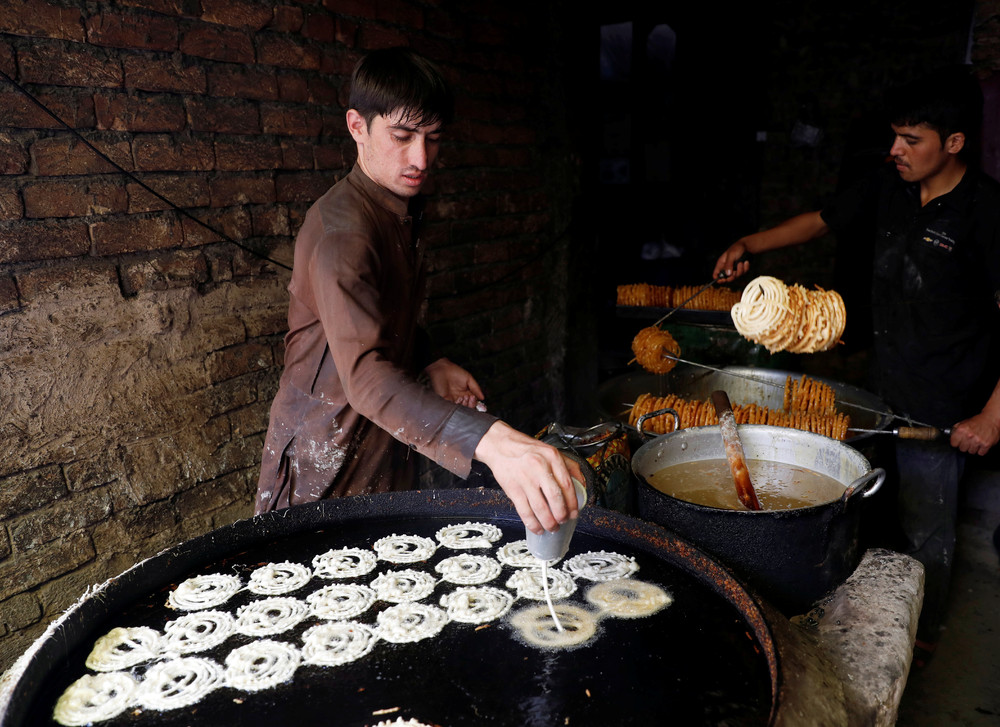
[633,424,885,616]
[0,488,846,727]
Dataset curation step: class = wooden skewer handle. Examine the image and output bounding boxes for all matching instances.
[897,426,945,440]
[710,390,762,511]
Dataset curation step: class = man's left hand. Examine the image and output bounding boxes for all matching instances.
[424,358,486,409]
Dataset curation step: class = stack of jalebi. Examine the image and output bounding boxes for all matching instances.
[631,326,681,375]
[783,374,837,414]
[628,375,851,440]
[730,276,846,354]
[617,283,742,312]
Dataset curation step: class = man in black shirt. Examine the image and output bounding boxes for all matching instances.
[713,69,1000,657]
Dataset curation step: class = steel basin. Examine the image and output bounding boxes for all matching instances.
[633,424,885,615]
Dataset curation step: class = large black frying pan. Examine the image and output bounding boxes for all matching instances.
[1,488,818,727]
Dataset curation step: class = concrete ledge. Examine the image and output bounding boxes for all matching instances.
[792,548,925,727]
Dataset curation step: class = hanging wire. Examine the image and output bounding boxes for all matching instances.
[0,66,293,272]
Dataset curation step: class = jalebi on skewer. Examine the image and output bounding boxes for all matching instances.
[628,384,851,441]
[730,275,846,354]
[628,375,847,439]
[631,326,681,375]
[617,283,741,311]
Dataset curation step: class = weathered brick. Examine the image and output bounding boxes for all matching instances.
[63,452,120,493]
[22,178,128,218]
[127,173,211,213]
[215,137,283,171]
[85,11,179,51]
[275,71,310,103]
[0,219,90,264]
[274,171,335,203]
[0,274,19,315]
[89,212,184,255]
[30,135,133,175]
[175,470,249,519]
[120,249,209,294]
[201,0,274,29]
[10,487,113,551]
[279,138,315,169]
[0,132,29,174]
[0,36,12,75]
[0,593,42,633]
[186,97,261,135]
[180,206,251,246]
[183,377,255,430]
[268,5,303,33]
[206,64,279,101]
[133,134,214,171]
[320,108,345,136]
[123,53,206,94]
[0,0,85,42]
[210,496,254,530]
[0,527,10,561]
[358,24,409,51]
[260,104,324,136]
[322,0,374,19]
[117,0,190,17]
[251,204,290,237]
[94,91,186,132]
[19,40,122,89]
[13,259,118,302]
[0,184,23,220]
[91,502,178,548]
[234,279,288,337]
[331,17,359,50]
[313,142,346,170]
[231,240,292,277]
[180,23,254,63]
[229,399,270,438]
[0,532,91,597]
[118,441,200,507]
[307,75,338,105]
[302,11,335,42]
[206,341,272,383]
[209,175,275,206]
[0,88,95,130]
[256,33,322,70]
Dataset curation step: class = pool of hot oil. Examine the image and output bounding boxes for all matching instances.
[23,519,773,727]
[648,458,845,510]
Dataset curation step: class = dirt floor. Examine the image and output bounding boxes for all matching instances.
[895,465,1000,726]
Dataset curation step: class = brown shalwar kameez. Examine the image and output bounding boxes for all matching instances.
[256,165,496,514]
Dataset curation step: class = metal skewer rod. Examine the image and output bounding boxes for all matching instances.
[660,353,938,429]
[651,277,720,328]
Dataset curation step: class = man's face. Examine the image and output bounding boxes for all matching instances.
[889,122,961,184]
[347,108,442,200]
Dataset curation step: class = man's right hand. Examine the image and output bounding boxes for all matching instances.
[473,421,585,535]
[713,241,752,282]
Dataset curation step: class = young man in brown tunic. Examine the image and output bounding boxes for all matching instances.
[256,47,582,535]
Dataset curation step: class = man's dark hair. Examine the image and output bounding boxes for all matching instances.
[349,47,454,129]
[887,66,983,156]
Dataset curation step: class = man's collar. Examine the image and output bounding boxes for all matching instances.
[348,163,416,218]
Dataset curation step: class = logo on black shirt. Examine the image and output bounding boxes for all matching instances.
[923,227,956,252]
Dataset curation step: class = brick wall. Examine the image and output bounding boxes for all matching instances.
[0,0,584,672]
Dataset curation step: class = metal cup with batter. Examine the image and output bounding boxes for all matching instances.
[525,478,587,561]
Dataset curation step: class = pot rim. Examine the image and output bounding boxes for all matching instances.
[632,424,877,515]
